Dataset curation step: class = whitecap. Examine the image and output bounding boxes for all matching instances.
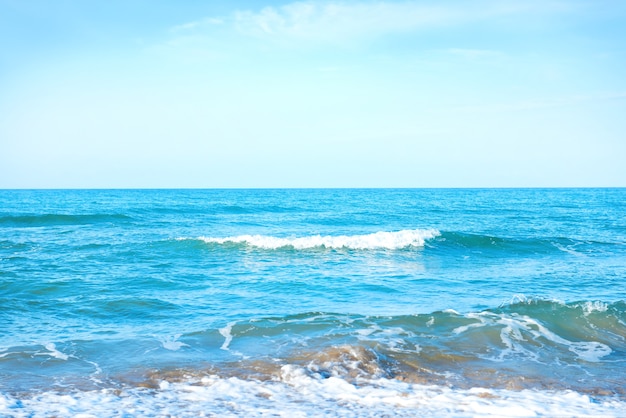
[579,301,609,315]
[194,229,440,250]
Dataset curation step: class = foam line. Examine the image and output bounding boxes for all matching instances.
[196,229,440,250]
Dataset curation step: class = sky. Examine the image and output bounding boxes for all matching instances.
[1,0,625,188]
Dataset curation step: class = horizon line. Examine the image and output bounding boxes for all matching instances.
[1,186,625,191]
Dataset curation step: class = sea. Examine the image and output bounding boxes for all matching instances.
[0,188,625,417]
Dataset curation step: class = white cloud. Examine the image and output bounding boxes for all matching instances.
[160,0,579,53]
[170,17,224,33]
[228,0,575,42]
[233,1,465,40]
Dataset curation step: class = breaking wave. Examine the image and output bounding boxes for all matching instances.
[189,229,440,250]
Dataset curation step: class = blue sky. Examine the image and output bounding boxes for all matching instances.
[1,0,625,188]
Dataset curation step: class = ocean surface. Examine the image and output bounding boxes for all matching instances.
[1,188,625,417]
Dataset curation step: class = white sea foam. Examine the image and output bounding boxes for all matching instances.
[507,315,612,363]
[34,343,69,361]
[580,300,609,315]
[455,312,612,363]
[195,229,440,250]
[159,334,188,351]
[2,372,625,417]
[219,321,237,351]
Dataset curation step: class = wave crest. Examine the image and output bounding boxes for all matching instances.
[194,229,440,250]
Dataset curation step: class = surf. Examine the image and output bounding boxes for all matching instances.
[188,229,441,250]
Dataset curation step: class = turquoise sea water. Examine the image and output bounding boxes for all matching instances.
[1,188,625,416]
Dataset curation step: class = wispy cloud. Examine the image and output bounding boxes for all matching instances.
[233,2,460,40]
[156,0,580,63]
[170,17,224,33]
[227,0,575,42]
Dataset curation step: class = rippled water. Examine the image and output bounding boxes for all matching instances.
[1,188,625,416]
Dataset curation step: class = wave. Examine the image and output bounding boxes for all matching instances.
[0,214,133,227]
[202,300,625,389]
[179,229,622,254]
[212,300,626,360]
[433,231,621,256]
[2,370,625,418]
[188,229,441,250]
[1,300,623,415]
